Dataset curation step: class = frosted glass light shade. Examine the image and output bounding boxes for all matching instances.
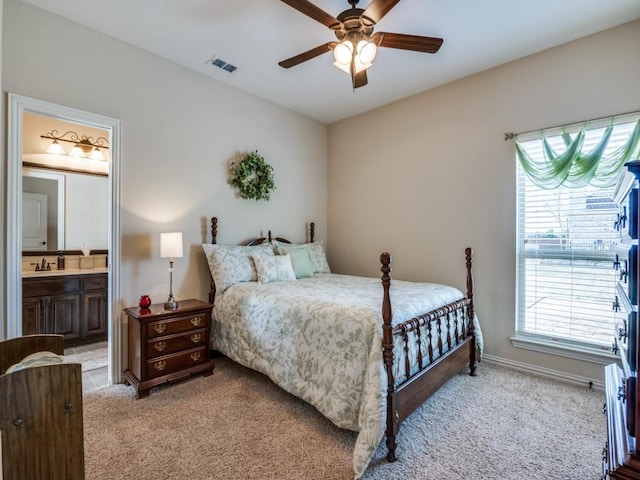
[90,147,105,161]
[47,140,65,155]
[357,41,377,64]
[160,232,183,258]
[69,144,84,157]
[333,41,353,64]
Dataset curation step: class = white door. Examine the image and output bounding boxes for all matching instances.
[23,192,48,250]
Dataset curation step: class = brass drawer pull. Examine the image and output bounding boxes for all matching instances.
[190,352,201,362]
[154,341,167,352]
[190,316,202,327]
[153,360,167,371]
[154,323,166,334]
[190,333,202,343]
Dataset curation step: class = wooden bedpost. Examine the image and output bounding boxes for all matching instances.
[209,217,218,304]
[465,247,477,376]
[380,252,398,462]
[210,217,218,244]
[309,222,315,243]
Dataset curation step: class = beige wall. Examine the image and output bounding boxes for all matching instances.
[327,19,640,381]
[2,0,327,334]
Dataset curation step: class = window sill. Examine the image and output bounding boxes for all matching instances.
[511,335,619,365]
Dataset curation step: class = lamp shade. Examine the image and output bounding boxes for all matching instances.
[47,140,65,155]
[160,232,183,258]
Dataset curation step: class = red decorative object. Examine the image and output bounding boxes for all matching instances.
[138,295,151,309]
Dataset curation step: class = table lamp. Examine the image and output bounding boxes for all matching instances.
[160,232,183,310]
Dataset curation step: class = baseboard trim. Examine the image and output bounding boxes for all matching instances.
[481,354,605,391]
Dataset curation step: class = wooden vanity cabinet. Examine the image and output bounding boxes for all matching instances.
[22,273,107,347]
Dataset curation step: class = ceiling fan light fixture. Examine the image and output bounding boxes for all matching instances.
[357,40,377,64]
[333,41,353,65]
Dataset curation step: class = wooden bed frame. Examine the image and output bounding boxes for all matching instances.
[208,217,477,463]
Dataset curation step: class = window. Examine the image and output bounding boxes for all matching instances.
[516,118,640,353]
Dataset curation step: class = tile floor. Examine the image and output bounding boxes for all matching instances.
[64,341,109,393]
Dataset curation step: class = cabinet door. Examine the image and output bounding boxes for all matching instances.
[82,291,107,340]
[48,293,81,342]
[22,296,45,335]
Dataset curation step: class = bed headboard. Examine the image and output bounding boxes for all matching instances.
[209,217,314,245]
[207,217,316,303]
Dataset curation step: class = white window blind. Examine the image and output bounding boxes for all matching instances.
[516,119,639,349]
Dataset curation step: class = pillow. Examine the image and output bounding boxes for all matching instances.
[252,254,297,283]
[202,243,274,293]
[276,245,314,278]
[5,350,67,374]
[276,241,330,274]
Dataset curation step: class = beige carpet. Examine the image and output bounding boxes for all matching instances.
[83,357,605,480]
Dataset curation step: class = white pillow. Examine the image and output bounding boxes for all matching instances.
[275,240,330,274]
[252,254,297,283]
[202,243,275,293]
[5,350,67,374]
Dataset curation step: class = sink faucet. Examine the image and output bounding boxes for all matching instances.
[30,258,51,272]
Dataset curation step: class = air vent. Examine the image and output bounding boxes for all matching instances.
[206,56,237,73]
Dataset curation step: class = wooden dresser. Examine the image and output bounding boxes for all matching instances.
[606,160,640,479]
[123,298,214,399]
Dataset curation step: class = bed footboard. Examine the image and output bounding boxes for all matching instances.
[380,248,477,462]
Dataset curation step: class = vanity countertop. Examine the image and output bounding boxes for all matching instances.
[22,267,108,278]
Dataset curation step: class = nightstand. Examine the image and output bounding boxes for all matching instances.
[123,298,214,399]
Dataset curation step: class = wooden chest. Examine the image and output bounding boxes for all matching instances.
[123,298,214,399]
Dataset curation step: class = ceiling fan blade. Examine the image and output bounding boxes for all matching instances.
[352,69,368,89]
[373,32,443,53]
[279,0,342,29]
[361,0,401,25]
[278,42,336,69]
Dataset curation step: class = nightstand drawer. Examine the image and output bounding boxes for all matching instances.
[146,312,207,339]
[146,328,207,359]
[145,346,208,379]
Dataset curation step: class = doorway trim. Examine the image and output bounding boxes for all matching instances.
[7,93,122,384]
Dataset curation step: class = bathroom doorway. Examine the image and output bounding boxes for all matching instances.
[6,93,122,387]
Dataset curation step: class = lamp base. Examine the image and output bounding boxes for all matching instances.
[164,295,178,310]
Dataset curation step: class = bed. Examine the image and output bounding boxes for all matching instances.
[203,217,480,478]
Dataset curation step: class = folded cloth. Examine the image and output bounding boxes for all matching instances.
[5,351,67,374]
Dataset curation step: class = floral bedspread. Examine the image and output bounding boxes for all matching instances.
[211,273,478,478]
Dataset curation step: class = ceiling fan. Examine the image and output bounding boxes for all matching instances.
[278,0,443,89]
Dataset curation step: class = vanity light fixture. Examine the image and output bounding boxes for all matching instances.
[41,130,109,160]
[160,232,183,310]
[46,139,65,155]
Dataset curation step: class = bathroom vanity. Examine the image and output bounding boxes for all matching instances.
[22,270,108,347]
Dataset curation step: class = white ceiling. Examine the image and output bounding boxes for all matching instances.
[20,0,640,124]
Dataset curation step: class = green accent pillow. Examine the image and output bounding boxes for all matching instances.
[280,245,314,278]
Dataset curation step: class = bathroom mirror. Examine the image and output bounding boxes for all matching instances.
[21,112,109,252]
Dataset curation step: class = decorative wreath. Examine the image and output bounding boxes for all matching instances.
[229,151,276,201]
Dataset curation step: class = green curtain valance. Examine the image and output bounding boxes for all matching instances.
[516,119,640,189]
